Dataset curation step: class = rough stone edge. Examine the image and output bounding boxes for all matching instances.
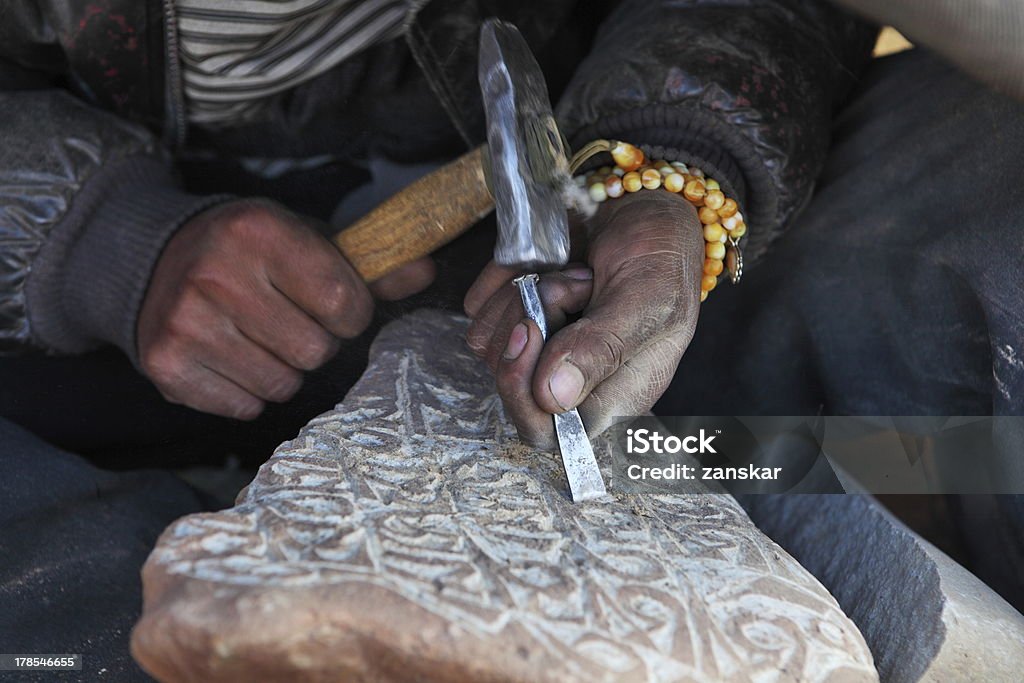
[132,566,575,683]
[740,494,1024,682]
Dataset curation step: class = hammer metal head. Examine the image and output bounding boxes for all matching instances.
[478,19,571,272]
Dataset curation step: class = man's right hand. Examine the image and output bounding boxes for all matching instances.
[137,199,434,419]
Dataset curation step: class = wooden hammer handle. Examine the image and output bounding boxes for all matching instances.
[332,146,493,282]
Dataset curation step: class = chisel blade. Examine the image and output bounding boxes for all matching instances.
[514,274,607,502]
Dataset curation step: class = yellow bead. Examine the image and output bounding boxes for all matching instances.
[704,179,720,191]
[704,190,725,211]
[703,258,724,276]
[701,274,718,292]
[698,206,720,224]
[671,161,689,173]
[622,171,643,192]
[706,241,726,260]
[612,166,626,177]
[641,168,662,190]
[700,289,709,302]
[605,175,624,198]
[721,215,739,231]
[663,172,685,193]
[690,167,705,179]
[683,180,706,204]
[704,223,726,243]
[718,198,738,218]
[588,182,608,202]
[610,142,645,172]
[728,221,747,238]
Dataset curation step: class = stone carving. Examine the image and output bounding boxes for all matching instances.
[742,493,1024,682]
[132,310,876,682]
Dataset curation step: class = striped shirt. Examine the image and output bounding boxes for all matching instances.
[176,0,418,125]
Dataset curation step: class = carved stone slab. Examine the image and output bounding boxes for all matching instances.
[132,310,876,682]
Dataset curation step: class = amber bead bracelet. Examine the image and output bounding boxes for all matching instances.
[569,140,745,302]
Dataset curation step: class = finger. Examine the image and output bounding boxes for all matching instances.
[464,261,521,317]
[369,256,436,301]
[484,270,594,372]
[533,248,701,415]
[577,335,689,437]
[474,296,522,373]
[495,319,558,450]
[466,284,519,360]
[466,269,594,370]
[201,324,304,403]
[265,228,374,339]
[156,355,265,420]
[230,285,341,372]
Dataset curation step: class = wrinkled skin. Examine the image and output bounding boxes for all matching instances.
[465,191,703,449]
[138,199,435,419]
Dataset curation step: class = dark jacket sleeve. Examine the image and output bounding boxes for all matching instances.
[556,0,877,262]
[0,88,226,361]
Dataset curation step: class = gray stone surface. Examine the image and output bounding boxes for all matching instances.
[132,310,876,682]
[742,494,1024,682]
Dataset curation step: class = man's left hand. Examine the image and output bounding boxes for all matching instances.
[464,191,704,449]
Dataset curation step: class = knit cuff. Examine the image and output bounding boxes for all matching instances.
[26,156,230,363]
[565,104,780,263]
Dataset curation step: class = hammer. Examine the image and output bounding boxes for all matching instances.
[329,20,606,502]
[328,46,569,280]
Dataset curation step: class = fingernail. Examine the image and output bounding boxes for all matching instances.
[503,322,529,361]
[561,267,593,280]
[549,363,585,411]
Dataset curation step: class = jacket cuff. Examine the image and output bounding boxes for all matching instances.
[26,156,230,362]
[564,104,778,263]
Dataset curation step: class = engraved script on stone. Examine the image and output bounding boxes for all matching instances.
[132,310,877,683]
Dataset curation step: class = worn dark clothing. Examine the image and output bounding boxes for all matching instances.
[658,49,1024,417]
[0,0,875,360]
[657,48,1024,609]
[0,418,210,682]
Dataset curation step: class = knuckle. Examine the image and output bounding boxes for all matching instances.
[163,296,210,343]
[465,320,494,357]
[464,333,487,357]
[323,274,350,309]
[219,200,277,239]
[576,321,626,373]
[141,342,186,388]
[182,266,227,298]
[320,278,356,324]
